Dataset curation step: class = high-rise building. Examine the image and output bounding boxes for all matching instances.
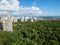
[21,16,25,22]
[2,13,13,32]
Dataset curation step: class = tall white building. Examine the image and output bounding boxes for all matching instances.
[31,19,34,22]
[21,16,25,22]
[12,17,18,22]
[2,13,13,32]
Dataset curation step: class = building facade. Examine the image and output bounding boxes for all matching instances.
[0,13,13,32]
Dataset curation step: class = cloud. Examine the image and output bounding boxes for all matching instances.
[18,6,43,15]
[0,0,48,16]
[43,11,54,16]
[0,0,19,11]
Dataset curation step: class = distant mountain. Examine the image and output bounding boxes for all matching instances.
[0,14,60,18]
[13,15,60,18]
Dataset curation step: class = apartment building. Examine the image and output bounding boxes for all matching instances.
[0,13,13,32]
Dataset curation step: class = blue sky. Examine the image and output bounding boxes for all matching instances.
[0,0,60,16]
[19,0,60,16]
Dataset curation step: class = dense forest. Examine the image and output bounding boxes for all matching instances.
[0,20,60,45]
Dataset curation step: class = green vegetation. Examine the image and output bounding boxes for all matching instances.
[0,20,60,45]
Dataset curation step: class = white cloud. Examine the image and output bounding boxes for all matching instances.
[18,6,43,15]
[0,0,48,16]
[0,0,19,11]
[43,11,54,16]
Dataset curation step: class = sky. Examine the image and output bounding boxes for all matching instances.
[0,0,60,16]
